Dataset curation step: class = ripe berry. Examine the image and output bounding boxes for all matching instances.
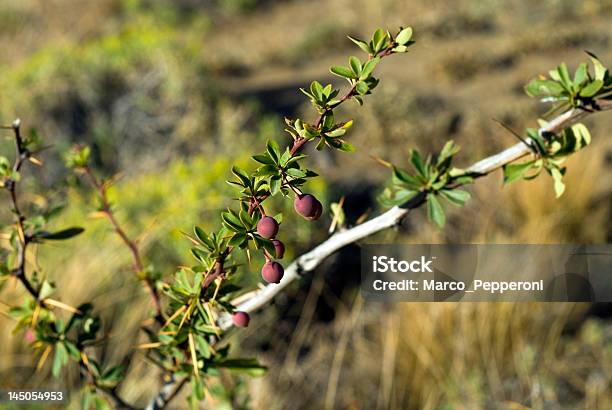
[232,311,250,327]
[294,194,318,219]
[257,216,279,239]
[272,239,285,259]
[261,261,284,283]
[307,200,322,221]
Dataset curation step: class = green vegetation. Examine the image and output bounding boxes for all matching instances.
[0,1,611,409]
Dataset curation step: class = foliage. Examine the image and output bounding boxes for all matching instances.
[2,26,417,408]
[2,20,611,409]
[379,54,610,227]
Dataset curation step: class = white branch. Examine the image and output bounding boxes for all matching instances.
[146,101,611,409]
[217,104,610,331]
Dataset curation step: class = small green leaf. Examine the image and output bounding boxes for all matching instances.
[266,140,281,162]
[310,80,324,101]
[579,80,603,97]
[396,27,413,45]
[269,176,281,195]
[212,358,267,377]
[426,193,445,228]
[192,377,205,401]
[410,150,427,178]
[285,168,307,178]
[355,81,369,95]
[252,154,275,165]
[349,56,361,76]
[254,165,278,177]
[37,227,85,241]
[556,63,572,90]
[573,63,587,87]
[372,28,387,53]
[337,141,355,152]
[550,166,566,198]
[440,189,471,206]
[503,161,535,184]
[330,65,355,79]
[52,342,68,378]
[588,52,606,81]
[360,57,380,80]
[347,35,371,54]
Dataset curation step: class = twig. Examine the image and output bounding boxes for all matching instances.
[80,166,164,324]
[2,121,139,410]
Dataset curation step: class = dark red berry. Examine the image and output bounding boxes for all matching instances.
[294,194,318,218]
[307,199,322,221]
[272,239,285,259]
[257,216,279,239]
[261,261,284,283]
[232,311,250,327]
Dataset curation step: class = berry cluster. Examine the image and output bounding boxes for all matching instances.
[232,192,322,327]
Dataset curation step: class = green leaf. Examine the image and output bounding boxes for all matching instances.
[347,35,371,54]
[285,168,307,178]
[440,189,471,206]
[503,161,535,184]
[571,123,591,147]
[372,28,387,53]
[349,56,361,76]
[392,166,421,188]
[231,166,251,187]
[360,57,380,80]
[550,166,566,198]
[410,150,427,178]
[579,80,603,97]
[269,176,281,195]
[588,52,606,81]
[337,141,355,152]
[266,140,281,162]
[573,63,587,87]
[426,194,445,228]
[192,377,205,401]
[254,165,278,177]
[330,65,355,79]
[228,233,248,247]
[212,358,267,376]
[52,342,68,378]
[556,63,572,90]
[396,27,413,45]
[37,227,84,241]
[525,79,565,97]
[252,154,275,165]
[221,212,244,232]
[310,80,324,101]
[355,81,369,95]
[389,188,418,205]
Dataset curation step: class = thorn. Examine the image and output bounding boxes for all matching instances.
[492,118,539,155]
[369,154,392,168]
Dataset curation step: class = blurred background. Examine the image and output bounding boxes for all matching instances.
[1,0,611,409]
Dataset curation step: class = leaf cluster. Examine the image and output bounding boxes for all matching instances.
[525,53,611,111]
[379,141,473,227]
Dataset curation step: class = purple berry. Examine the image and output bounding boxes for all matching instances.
[257,216,279,239]
[307,199,322,221]
[272,239,285,259]
[294,194,318,219]
[232,311,250,327]
[261,261,284,283]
